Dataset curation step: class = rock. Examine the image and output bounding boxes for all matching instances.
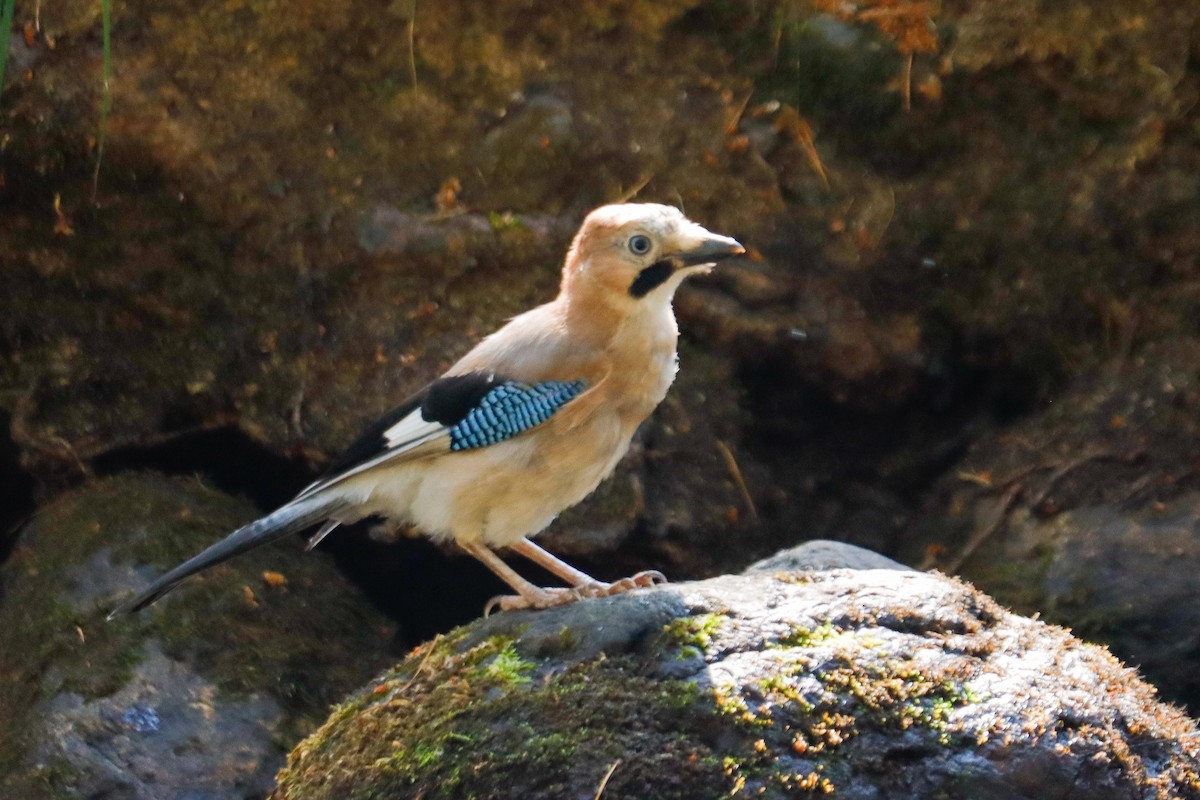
[271,568,1200,800]
[0,473,397,799]
[473,93,580,211]
[746,539,910,572]
[908,338,1200,711]
[35,644,288,799]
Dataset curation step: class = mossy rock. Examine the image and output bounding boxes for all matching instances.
[911,338,1200,710]
[273,566,1200,799]
[0,473,397,799]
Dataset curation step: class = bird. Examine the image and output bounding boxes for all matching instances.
[109,203,744,617]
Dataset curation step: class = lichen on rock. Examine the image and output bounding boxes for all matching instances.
[273,564,1200,799]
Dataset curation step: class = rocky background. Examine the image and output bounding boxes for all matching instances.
[2,0,1200,796]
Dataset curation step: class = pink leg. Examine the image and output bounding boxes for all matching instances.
[509,538,667,596]
[461,542,582,614]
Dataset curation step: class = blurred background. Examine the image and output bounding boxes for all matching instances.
[2,0,1199,793]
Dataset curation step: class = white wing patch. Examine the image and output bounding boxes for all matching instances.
[383,410,447,449]
[293,410,451,501]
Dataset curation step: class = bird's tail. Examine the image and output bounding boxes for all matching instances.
[107,495,348,618]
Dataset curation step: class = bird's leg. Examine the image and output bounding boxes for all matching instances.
[508,539,667,597]
[460,542,585,614]
[508,538,597,585]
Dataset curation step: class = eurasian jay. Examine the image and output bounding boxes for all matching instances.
[110,203,744,616]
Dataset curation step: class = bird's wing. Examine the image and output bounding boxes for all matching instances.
[295,370,588,500]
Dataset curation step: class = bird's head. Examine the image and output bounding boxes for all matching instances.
[561,203,744,309]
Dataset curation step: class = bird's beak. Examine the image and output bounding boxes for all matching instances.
[674,231,745,267]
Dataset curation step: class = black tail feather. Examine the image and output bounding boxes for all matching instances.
[108,496,346,618]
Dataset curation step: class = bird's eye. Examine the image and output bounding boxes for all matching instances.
[628,235,652,255]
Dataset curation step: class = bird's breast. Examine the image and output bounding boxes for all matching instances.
[393,407,629,547]
[606,304,680,425]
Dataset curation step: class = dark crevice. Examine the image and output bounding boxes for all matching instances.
[90,426,314,509]
[734,337,1043,561]
[0,411,39,565]
[315,528,508,645]
[882,745,941,764]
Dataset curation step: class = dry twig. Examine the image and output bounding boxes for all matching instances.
[593,759,622,800]
[716,439,758,521]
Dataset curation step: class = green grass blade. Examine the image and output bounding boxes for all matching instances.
[100,0,112,116]
[0,0,17,103]
[91,0,113,199]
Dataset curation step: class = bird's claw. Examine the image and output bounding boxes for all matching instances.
[482,571,669,615]
[626,569,668,588]
[482,595,507,617]
[484,587,578,616]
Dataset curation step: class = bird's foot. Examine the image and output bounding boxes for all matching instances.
[483,571,668,615]
[580,570,668,597]
[484,586,580,615]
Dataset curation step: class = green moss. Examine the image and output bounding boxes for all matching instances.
[662,612,726,658]
[749,652,978,765]
[551,624,581,654]
[470,638,534,685]
[771,572,816,586]
[696,638,983,794]
[276,637,734,800]
[0,474,248,783]
[777,622,838,648]
[486,211,525,231]
[814,660,976,736]
[757,675,816,714]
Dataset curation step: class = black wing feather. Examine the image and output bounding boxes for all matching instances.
[319,391,425,478]
[422,372,508,425]
[319,371,505,478]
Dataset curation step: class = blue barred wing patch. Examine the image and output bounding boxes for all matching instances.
[449,380,587,451]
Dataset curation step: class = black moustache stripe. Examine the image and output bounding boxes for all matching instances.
[628,260,675,298]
